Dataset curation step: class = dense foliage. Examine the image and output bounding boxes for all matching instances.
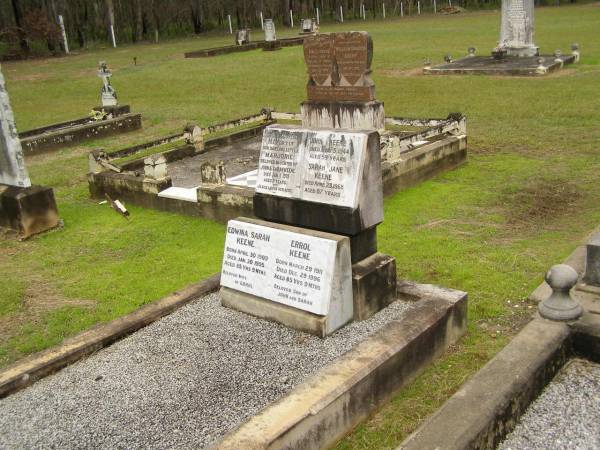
[0,0,581,58]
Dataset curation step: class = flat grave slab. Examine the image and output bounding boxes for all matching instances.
[425,54,576,76]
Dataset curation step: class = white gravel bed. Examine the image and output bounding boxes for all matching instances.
[0,292,412,449]
[499,359,600,450]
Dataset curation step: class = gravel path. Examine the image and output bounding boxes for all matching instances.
[0,292,412,449]
[499,359,600,450]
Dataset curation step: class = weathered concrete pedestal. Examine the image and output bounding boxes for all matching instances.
[0,184,60,239]
[301,101,385,131]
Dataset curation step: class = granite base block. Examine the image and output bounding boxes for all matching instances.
[353,253,397,321]
[221,252,396,336]
[0,184,60,239]
[583,237,600,287]
[350,227,378,263]
[254,193,383,237]
[220,286,346,338]
[301,100,385,131]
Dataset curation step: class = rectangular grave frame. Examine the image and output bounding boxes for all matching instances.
[87,111,467,223]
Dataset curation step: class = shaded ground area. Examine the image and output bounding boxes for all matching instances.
[0,293,412,449]
[499,359,600,450]
[167,136,261,188]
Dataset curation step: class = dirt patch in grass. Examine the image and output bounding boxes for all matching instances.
[380,67,424,77]
[0,277,96,343]
[9,72,51,82]
[503,178,582,230]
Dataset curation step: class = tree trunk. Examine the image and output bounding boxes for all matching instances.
[190,0,204,33]
[134,0,143,41]
[10,0,30,53]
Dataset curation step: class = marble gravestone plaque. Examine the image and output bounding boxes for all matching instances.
[304,32,375,102]
[221,218,352,317]
[499,0,537,56]
[264,19,276,42]
[255,125,371,209]
[0,66,31,188]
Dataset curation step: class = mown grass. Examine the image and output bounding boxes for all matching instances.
[1,4,600,448]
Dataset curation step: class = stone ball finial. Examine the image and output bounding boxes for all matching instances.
[444,54,453,63]
[571,43,579,51]
[538,264,582,321]
[468,47,476,57]
[554,49,562,58]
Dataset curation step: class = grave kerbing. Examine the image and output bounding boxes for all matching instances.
[0,65,60,239]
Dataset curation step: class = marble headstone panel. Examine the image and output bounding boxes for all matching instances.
[221,218,352,318]
[264,19,276,41]
[256,125,371,209]
[0,66,31,188]
[235,29,250,45]
[499,0,537,56]
[304,32,375,102]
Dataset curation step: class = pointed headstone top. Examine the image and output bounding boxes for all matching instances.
[0,65,31,188]
[304,32,375,102]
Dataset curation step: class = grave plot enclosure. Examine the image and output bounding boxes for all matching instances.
[424,0,579,76]
[87,110,466,222]
[19,62,142,155]
[89,32,467,222]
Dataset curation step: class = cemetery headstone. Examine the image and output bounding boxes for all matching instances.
[498,0,538,56]
[98,61,118,107]
[220,31,396,337]
[264,19,277,42]
[0,65,60,239]
[235,29,251,46]
[300,32,385,130]
[300,18,316,34]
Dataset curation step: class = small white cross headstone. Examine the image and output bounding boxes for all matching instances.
[97,61,118,107]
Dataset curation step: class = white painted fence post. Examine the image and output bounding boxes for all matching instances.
[58,15,69,54]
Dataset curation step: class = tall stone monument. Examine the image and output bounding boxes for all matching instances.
[301,32,385,131]
[0,65,60,239]
[220,33,396,337]
[498,0,538,57]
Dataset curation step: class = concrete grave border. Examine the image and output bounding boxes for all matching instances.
[184,37,305,58]
[214,281,467,450]
[88,112,467,223]
[20,112,142,155]
[399,226,600,450]
[0,274,220,399]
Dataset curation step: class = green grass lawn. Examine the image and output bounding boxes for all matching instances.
[2,4,600,448]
